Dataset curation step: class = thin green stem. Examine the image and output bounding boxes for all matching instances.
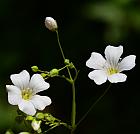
[58,65,69,71]
[55,30,76,133]
[43,125,58,134]
[76,83,111,127]
[56,30,72,80]
[71,83,76,128]
[56,30,66,60]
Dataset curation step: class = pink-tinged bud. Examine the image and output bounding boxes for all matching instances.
[45,17,58,31]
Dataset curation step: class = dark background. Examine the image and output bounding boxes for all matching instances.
[0,0,139,133]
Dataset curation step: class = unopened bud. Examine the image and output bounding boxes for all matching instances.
[36,113,44,119]
[26,115,34,121]
[31,119,41,131]
[41,73,48,78]
[5,130,14,134]
[69,62,75,69]
[19,132,30,134]
[49,68,59,77]
[45,17,58,31]
[64,59,70,65]
[31,66,39,72]
[44,113,55,122]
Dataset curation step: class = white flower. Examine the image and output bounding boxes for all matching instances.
[6,70,52,115]
[86,45,136,85]
[45,17,58,31]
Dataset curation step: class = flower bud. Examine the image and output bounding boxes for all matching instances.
[5,130,14,134]
[36,112,44,119]
[31,66,39,72]
[19,132,30,134]
[44,113,55,122]
[41,73,48,78]
[64,59,70,65]
[49,68,59,77]
[45,17,58,31]
[31,119,42,131]
[26,115,34,121]
[69,63,75,69]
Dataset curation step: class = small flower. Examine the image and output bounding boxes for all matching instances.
[45,17,58,31]
[86,45,136,85]
[6,70,52,115]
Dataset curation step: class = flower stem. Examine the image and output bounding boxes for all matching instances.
[76,83,111,127]
[71,82,76,128]
[56,30,65,60]
[56,30,72,80]
[55,30,76,133]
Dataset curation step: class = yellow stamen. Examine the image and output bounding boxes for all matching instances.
[21,88,33,100]
[107,68,119,75]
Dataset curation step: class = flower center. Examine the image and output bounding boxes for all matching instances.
[107,68,119,75]
[21,88,33,100]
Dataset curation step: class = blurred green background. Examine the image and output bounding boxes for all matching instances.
[0,0,139,133]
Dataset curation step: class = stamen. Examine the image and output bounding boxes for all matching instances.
[21,88,33,100]
[107,68,119,75]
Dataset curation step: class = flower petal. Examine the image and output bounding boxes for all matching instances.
[108,73,127,83]
[31,95,51,110]
[119,55,136,72]
[86,52,106,69]
[10,70,30,90]
[29,74,50,94]
[88,70,107,85]
[105,45,123,67]
[6,85,22,105]
[18,100,36,115]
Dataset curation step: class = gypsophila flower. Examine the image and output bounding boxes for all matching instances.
[86,45,136,85]
[45,17,58,31]
[6,70,52,115]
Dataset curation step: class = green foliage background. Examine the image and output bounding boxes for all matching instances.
[0,0,139,133]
